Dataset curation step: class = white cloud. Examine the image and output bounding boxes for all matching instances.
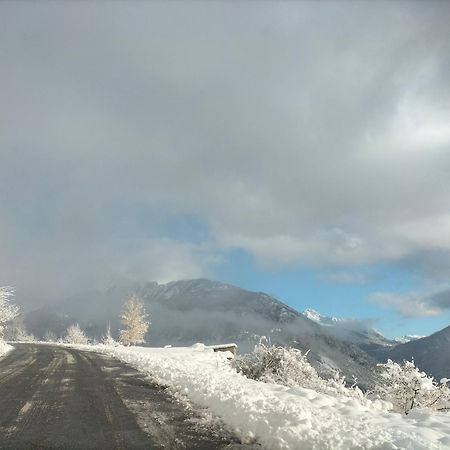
[100,238,217,285]
[393,215,450,250]
[217,229,369,269]
[368,285,450,318]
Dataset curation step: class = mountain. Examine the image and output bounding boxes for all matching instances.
[393,335,424,344]
[302,308,394,351]
[24,278,378,386]
[373,325,450,381]
[303,308,335,324]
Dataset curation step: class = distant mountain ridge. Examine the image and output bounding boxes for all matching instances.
[24,279,304,342]
[24,278,379,386]
[393,335,425,344]
[302,308,428,349]
[372,325,450,381]
[303,308,340,325]
[25,278,450,383]
[302,308,394,351]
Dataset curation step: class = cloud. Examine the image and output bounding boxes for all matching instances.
[1,1,450,305]
[368,285,450,318]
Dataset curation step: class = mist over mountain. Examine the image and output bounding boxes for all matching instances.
[301,307,450,381]
[24,278,378,386]
[302,308,395,351]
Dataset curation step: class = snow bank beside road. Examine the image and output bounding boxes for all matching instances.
[76,344,450,450]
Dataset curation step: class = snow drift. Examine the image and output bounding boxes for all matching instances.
[69,343,450,450]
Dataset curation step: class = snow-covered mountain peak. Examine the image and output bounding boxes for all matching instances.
[302,308,340,326]
[302,308,393,349]
[393,335,425,344]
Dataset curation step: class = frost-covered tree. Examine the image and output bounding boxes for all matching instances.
[64,323,89,345]
[119,294,149,345]
[0,286,19,339]
[234,338,365,401]
[102,323,118,346]
[375,359,450,414]
[3,315,35,342]
[43,330,58,342]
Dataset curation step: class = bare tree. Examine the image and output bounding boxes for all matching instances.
[0,287,19,339]
[43,330,58,342]
[64,323,89,345]
[119,294,149,345]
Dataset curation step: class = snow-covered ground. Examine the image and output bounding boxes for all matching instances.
[68,343,450,450]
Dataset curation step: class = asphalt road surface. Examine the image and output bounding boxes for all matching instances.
[0,343,258,450]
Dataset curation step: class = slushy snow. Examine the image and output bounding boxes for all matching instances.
[69,343,450,450]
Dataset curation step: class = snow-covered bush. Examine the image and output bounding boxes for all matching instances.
[0,286,19,339]
[375,359,450,414]
[64,323,89,345]
[234,339,316,386]
[12,330,36,342]
[233,338,365,401]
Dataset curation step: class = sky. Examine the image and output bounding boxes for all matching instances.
[1,1,450,338]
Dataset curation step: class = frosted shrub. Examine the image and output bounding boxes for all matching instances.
[235,340,316,386]
[64,323,89,345]
[16,331,36,342]
[102,323,119,346]
[375,359,450,414]
[43,330,58,342]
[233,339,365,401]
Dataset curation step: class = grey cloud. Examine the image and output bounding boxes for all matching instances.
[368,285,450,318]
[1,1,450,306]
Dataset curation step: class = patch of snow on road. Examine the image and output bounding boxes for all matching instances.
[73,344,450,450]
[0,341,13,358]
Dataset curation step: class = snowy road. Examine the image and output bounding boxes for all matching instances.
[0,343,252,449]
